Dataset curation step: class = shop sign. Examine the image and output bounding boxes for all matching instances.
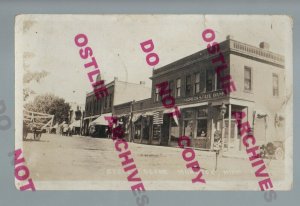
[184,90,224,102]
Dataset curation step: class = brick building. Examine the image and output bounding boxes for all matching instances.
[114,35,286,157]
[83,76,151,137]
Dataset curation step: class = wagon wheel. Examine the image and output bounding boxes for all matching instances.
[266,143,275,155]
[23,132,28,141]
[275,147,284,160]
[259,145,266,158]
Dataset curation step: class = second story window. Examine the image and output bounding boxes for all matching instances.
[104,96,108,109]
[106,95,111,108]
[273,73,279,96]
[109,94,113,107]
[155,88,159,102]
[195,73,200,93]
[244,66,252,91]
[206,69,214,92]
[169,80,175,97]
[200,70,206,93]
[185,75,192,96]
[176,78,181,97]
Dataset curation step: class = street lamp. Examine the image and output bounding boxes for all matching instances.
[220,102,227,151]
[214,102,227,171]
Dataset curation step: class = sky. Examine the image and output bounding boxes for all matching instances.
[15,15,292,105]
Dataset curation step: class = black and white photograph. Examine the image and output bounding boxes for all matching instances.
[15,15,293,191]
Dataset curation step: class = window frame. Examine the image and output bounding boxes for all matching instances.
[194,72,200,94]
[244,66,252,92]
[185,75,192,96]
[206,69,214,92]
[154,87,159,102]
[272,73,279,97]
[176,78,181,98]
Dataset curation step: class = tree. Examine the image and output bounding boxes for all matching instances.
[24,93,71,124]
[23,70,49,101]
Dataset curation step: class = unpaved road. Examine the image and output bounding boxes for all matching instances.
[23,133,285,190]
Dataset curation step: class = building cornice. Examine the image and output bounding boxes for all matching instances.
[151,39,285,79]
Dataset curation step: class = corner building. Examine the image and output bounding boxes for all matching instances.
[115,36,286,156]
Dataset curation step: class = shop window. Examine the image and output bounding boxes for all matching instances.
[185,75,192,96]
[183,110,193,119]
[196,119,207,137]
[206,69,214,92]
[152,125,161,141]
[176,78,181,97]
[244,66,252,91]
[197,108,207,118]
[134,125,141,139]
[195,73,200,93]
[183,120,193,137]
[183,109,194,138]
[273,73,279,96]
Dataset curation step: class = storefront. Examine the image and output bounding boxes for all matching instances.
[112,37,286,158]
[132,112,153,144]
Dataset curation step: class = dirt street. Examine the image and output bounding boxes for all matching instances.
[22,133,284,190]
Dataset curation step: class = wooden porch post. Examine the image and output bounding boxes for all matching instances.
[228,104,232,149]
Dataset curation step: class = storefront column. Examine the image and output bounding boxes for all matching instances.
[210,118,214,150]
[149,118,153,144]
[228,104,232,148]
[140,117,144,143]
[168,117,172,145]
[159,125,162,145]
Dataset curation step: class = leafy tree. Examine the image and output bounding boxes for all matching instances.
[24,93,71,124]
[23,70,49,101]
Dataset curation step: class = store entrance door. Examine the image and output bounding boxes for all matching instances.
[183,119,194,139]
[223,119,239,152]
[160,114,170,146]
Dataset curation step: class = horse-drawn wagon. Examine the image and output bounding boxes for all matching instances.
[23,110,54,141]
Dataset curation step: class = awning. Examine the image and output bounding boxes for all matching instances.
[91,113,112,125]
[132,113,142,122]
[69,120,81,128]
[131,111,155,123]
[162,109,179,125]
[178,102,208,109]
[117,113,130,118]
[84,114,100,120]
[163,102,208,114]
[163,108,174,114]
[142,111,154,116]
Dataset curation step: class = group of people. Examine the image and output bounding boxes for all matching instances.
[59,121,73,136]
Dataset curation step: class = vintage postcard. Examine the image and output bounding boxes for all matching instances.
[15,15,293,192]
